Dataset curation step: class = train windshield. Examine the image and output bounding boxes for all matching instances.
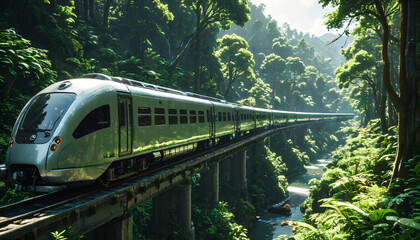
[20,93,76,131]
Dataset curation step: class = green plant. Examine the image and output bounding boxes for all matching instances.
[51,230,67,240]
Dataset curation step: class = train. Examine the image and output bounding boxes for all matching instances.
[5,73,353,192]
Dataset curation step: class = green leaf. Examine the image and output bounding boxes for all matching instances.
[386,216,420,230]
[368,209,398,223]
[335,201,368,217]
[18,62,29,69]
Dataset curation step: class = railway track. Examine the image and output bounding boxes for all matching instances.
[0,187,98,228]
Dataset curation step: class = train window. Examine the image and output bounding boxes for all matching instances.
[138,107,151,126]
[73,105,110,139]
[223,112,226,121]
[228,113,231,121]
[180,109,188,124]
[198,111,205,123]
[21,93,76,131]
[155,108,165,125]
[190,110,197,123]
[169,109,178,125]
[218,112,222,122]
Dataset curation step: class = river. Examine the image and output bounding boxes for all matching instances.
[248,158,331,239]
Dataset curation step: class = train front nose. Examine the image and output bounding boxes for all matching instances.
[7,140,50,186]
[6,92,76,189]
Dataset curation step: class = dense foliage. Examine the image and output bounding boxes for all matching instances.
[289,120,420,239]
[283,0,420,239]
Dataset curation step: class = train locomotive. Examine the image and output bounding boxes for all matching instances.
[5,73,353,192]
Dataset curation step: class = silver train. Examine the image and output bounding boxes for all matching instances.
[5,73,353,191]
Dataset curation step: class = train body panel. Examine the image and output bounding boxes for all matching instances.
[128,86,212,156]
[5,74,354,191]
[213,102,236,138]
[237,106,255,132]
[254,108,272,128]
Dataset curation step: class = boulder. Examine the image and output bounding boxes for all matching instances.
[268,203,291,215]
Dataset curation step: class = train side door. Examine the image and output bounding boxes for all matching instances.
[207,104,216,143]
[118,95,133,156]
[234,109,240,134]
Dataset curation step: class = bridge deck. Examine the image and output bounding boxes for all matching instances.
[0,119,343,240]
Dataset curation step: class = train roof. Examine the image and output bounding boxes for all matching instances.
[82,73,229,104]
[40,73,353,117]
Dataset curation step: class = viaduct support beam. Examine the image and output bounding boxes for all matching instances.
[231,150,247,190]
[200,162,219,208]
[153,180,194,239]
[89,214,133,240]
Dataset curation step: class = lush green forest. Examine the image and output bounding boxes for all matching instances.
[0,0,419,239]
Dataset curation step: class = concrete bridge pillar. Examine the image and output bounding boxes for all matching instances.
[231,150,247,190]
[176,181,194,239]
[90,214,133,240]
[153,180,194,239]
[200,162,219,208]
[294,127,307,146]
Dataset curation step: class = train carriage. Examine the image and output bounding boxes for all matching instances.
[254,108,272,129]
[213,101,236,142]
[127,85,212,161]
[5,73,354,191]
[237,105,255,133]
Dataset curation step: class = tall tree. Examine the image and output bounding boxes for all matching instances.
[286,57,305,110]
[335,50,388,132]
[320,0,420,186]
[215,34,255,99]
[238,78,272,108]
[170,0,250,93]
[260,54,286,103]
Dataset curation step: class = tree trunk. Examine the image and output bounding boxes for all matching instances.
[388,97,395,127]
[193,7,201,93]
[389,0,420,188]
[74,0,82,18]
[367,75,381,120]
[380,79,388,133]
[89,0,95,21]
[103,0,112,27]
[374,0,401,111]
[289,76,295,111]
[224,68,235,99]
[272,78,277,102]
[83,0,90,21]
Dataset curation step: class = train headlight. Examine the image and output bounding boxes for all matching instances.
[50,137,61,151]
[9,137,14,149]
[54,137,62,144]
[51,144,58,151]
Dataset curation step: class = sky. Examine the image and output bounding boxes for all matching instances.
[249,0,339,37]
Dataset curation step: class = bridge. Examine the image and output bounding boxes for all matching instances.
[0,118,349,240]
